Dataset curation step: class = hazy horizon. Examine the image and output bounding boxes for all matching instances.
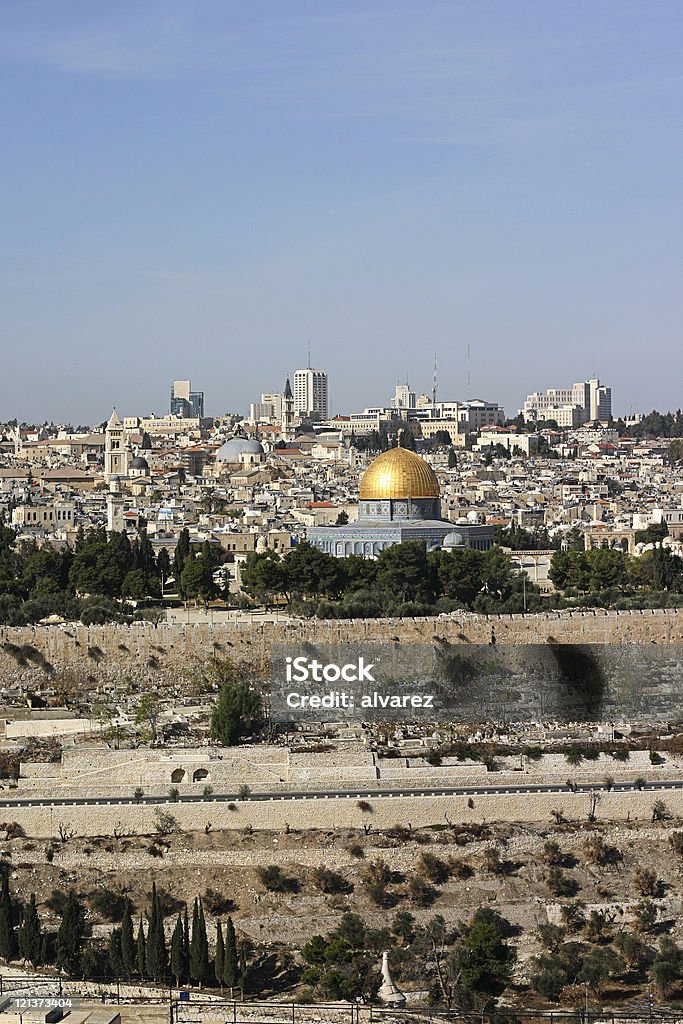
[2,1,682,423]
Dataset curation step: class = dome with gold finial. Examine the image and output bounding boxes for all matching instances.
[359,445,440,500]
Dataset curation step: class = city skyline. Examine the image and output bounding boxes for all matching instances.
[2,1,682,422]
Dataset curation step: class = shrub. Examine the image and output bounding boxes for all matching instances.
[669,831,683,856]
[203,888,235,915]
[361,860,394,908]
[612,748,630,762]
[542,841,565,866]
[546,866,577,897]
[407,875,436,906]
[45,888,68,915]
[482,846,504,874]
[312,867,352,895]
[418,851,449,884]
[154,809,180,835]
[448,858,474,879]
[652,799,671,822]
[88,887,127,922]
[257,865,297,893]
[633,867,662,898]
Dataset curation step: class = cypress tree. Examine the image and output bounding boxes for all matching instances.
[18,893,41,967]
[183,907,190,966]
[171,914,186,987]
[108,928,123,978]
[214,920,225,991]
[0,875,18,962]
[145,884,157,978]
[189,898,208,986]
[146,884,167,982]
[55,891,84,975]
[120,898,135,977]
[174,528,191,580]
[136,919,146,978]
[224,915,239,988]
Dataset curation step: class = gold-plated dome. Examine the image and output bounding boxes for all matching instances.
[359,446,440,500]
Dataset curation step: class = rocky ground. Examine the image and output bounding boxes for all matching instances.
[3,815,683,1005]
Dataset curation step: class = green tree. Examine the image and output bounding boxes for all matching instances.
[156,546,171,586]
[0,874,18,963]
[145,883,168,982]
[651,936,683,997]
[210,669,263,746]
[433,547,484,606]
[68,541,122,597]
[376,541,435,604]
[450,907,515,1008]
[281,542,343,601]
[136,919,146,978]
[18,892,41,967]
[214,919,225,990]
[240,551,286,605]
[578,946,623,994]
[174,528,192,581]
[108,928,123,978]
[180,555,216,602]
[223,915,239,988]
[189,898,209,986]
[55,891,85,975]
[120,898,135,977]
[171,914,187,986]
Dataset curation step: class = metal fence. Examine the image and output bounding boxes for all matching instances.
[170,1002,683,1024]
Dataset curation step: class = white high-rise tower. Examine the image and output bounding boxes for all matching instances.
[293,367,328,420]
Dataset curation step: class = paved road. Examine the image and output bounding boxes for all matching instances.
[0,778,681,809]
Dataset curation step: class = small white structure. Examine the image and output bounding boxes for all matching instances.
[378,951,406,1006]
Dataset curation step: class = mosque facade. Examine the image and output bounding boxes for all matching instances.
[307,445,494,558]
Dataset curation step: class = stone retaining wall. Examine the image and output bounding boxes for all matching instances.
[0,787,678,839]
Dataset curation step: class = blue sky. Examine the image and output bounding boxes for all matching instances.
[2,0,682,423]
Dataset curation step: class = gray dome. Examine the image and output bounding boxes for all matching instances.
[443,531,466,549]
[216,437,264,463]
[130,456,150,471]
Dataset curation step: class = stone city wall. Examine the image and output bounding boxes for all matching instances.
[0,608,682,691]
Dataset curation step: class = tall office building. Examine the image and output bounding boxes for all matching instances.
[293,367,328,421]
[523,377,612,426]
[170,380,204,418]
[588,378,612,421]
[391,382,416,410]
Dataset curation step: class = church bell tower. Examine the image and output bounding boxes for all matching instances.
[104,409,128,482]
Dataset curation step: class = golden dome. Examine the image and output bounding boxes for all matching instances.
[359,446,440,500]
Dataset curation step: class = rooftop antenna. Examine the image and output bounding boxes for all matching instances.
[432,352,438,407]
[467,344,471,403]
[307,341,311,369]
